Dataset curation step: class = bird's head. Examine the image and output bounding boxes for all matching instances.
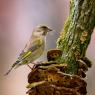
[32,25,52,37]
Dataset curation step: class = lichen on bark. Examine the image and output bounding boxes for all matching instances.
[57,0,95,74]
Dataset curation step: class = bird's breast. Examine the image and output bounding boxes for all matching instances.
[30,44,44,62]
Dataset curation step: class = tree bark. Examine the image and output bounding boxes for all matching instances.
[57,0,95,74]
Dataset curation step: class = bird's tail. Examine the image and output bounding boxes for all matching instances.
[4,60,20,76]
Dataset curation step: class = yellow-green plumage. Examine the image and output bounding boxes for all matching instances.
[5,26,52,75]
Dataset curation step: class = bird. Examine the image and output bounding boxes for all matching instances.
[5,25,52,75]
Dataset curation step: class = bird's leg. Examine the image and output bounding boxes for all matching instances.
[27,64,33,70]
[27,62,37,70]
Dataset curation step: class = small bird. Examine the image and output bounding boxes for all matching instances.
[5,25,52,75]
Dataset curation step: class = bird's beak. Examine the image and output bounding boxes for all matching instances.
[48,28,52,32]
[48,29,55,36]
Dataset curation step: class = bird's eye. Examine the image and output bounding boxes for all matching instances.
[41,26,47,29]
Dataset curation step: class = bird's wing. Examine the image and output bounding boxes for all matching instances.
[18,36,44,60]
[24,36,43,52]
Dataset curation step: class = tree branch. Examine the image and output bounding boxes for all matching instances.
[57,0,95,74]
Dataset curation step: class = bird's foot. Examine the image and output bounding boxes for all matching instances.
[27,64,33,70]
[28,61,43,70]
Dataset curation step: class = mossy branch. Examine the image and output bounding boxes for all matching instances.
[57,0,95,74]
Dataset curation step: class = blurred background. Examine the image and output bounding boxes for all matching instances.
[0,0,95,95]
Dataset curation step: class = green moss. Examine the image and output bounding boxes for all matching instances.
[57,0,95,74]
